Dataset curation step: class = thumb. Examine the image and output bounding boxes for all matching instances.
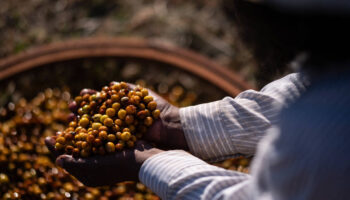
[45,136,60,158]
[135,140,154,150]
[56,155,78,171]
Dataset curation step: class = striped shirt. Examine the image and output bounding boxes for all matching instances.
[139,71,350,199]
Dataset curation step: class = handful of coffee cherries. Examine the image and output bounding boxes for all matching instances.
[54,82,160,158]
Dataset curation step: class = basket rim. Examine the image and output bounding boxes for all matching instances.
[0,37,254,96]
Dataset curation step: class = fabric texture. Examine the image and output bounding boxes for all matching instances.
[180,73,308,161]
[139,71,350,199]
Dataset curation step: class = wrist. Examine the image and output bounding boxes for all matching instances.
[136,148,164,164]
[135,147,164,177]
[162,105,189,150]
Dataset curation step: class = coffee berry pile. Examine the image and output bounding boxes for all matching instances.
[54,82,160,158]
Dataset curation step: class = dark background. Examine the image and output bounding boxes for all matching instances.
[0,0,281,88]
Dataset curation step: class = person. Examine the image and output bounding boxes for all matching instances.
[45,0,350,199]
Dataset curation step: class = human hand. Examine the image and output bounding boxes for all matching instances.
[67,83,188,153]
[45,137,163,187]
[128,84,189,150]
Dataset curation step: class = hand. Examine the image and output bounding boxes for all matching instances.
[75,84,189,150]
[128,84,189,150]
[45,137,163,187]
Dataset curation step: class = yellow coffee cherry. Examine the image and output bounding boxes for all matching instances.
[55,143,64,150]
[98,131,108,140]
[106,108,116,117]
[100,115,108,124]
[92,114,102,122]
[144,117,153,127]
[118,109,127,120]
[121,132,131,141]
[79,117,90,128]
[112,102,121,110]
[147,101,157,111]
[107,134,116,142]
[141,88,149,97]
[69,121,77,128]
[92,122,102,130]
[105,142,115,153]
[56,137,66,145]
[126,105,136,115]
[143,96,153,103]
[152,109,161,119]
[103,118,113,127]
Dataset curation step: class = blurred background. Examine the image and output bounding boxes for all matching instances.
[0,0,270,87]
[0,1,271,199]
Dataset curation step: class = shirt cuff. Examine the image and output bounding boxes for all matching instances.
[179,99,237,161]
[139,150,208,199]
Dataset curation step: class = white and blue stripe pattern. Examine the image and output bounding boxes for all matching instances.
[180,73,309,161]
[139,73,311,200]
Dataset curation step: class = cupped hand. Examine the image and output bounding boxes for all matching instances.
[128,84,189,150]
[73,84,189,150]
[45,137,163,187]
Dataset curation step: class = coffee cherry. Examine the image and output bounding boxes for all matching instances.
[100,115,108,124]
[115,119,123,126]
[106,108,116,117]
[152,109,161,119]
[143,96,153,103]
[61,84,160,158]
[111,94,120,102]
[69,121,77,128]
[112,102,121,110]
[105,142,115,153]
[125,105,136,115]
[120,82,128,89]
[147,101,157,111]
[55,143,64,150]
[141,89,148,97]
[118,109,127,120]
[115,143,124,151]
[79,117,90,128]
[92,114,102,122]
[99,131,108,140]
[125,115,134,125]
[103,118,113,127]
[65,146,74,154]
[73,148,80,158]
[107,134,116,142]
[56,137,66,145]
[144,117,153,127]
[121,132,131,141]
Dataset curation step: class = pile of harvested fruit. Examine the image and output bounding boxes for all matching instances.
[0,60,250,199]
[0,88,159,199]
[54,82,160,158]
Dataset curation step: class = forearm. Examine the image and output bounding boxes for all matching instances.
[139,150,252,200]
[180,72,310,161]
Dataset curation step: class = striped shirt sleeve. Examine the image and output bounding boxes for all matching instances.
[180,73,309,161]
[139,150,252,200]
[139,73,310,200]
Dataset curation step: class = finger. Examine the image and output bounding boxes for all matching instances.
[80,88,96,96]
[56,154,79,171]
[45,136,60,158]
[68,101,78,113]
[127,83,137,90]
[135,140,154,150]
